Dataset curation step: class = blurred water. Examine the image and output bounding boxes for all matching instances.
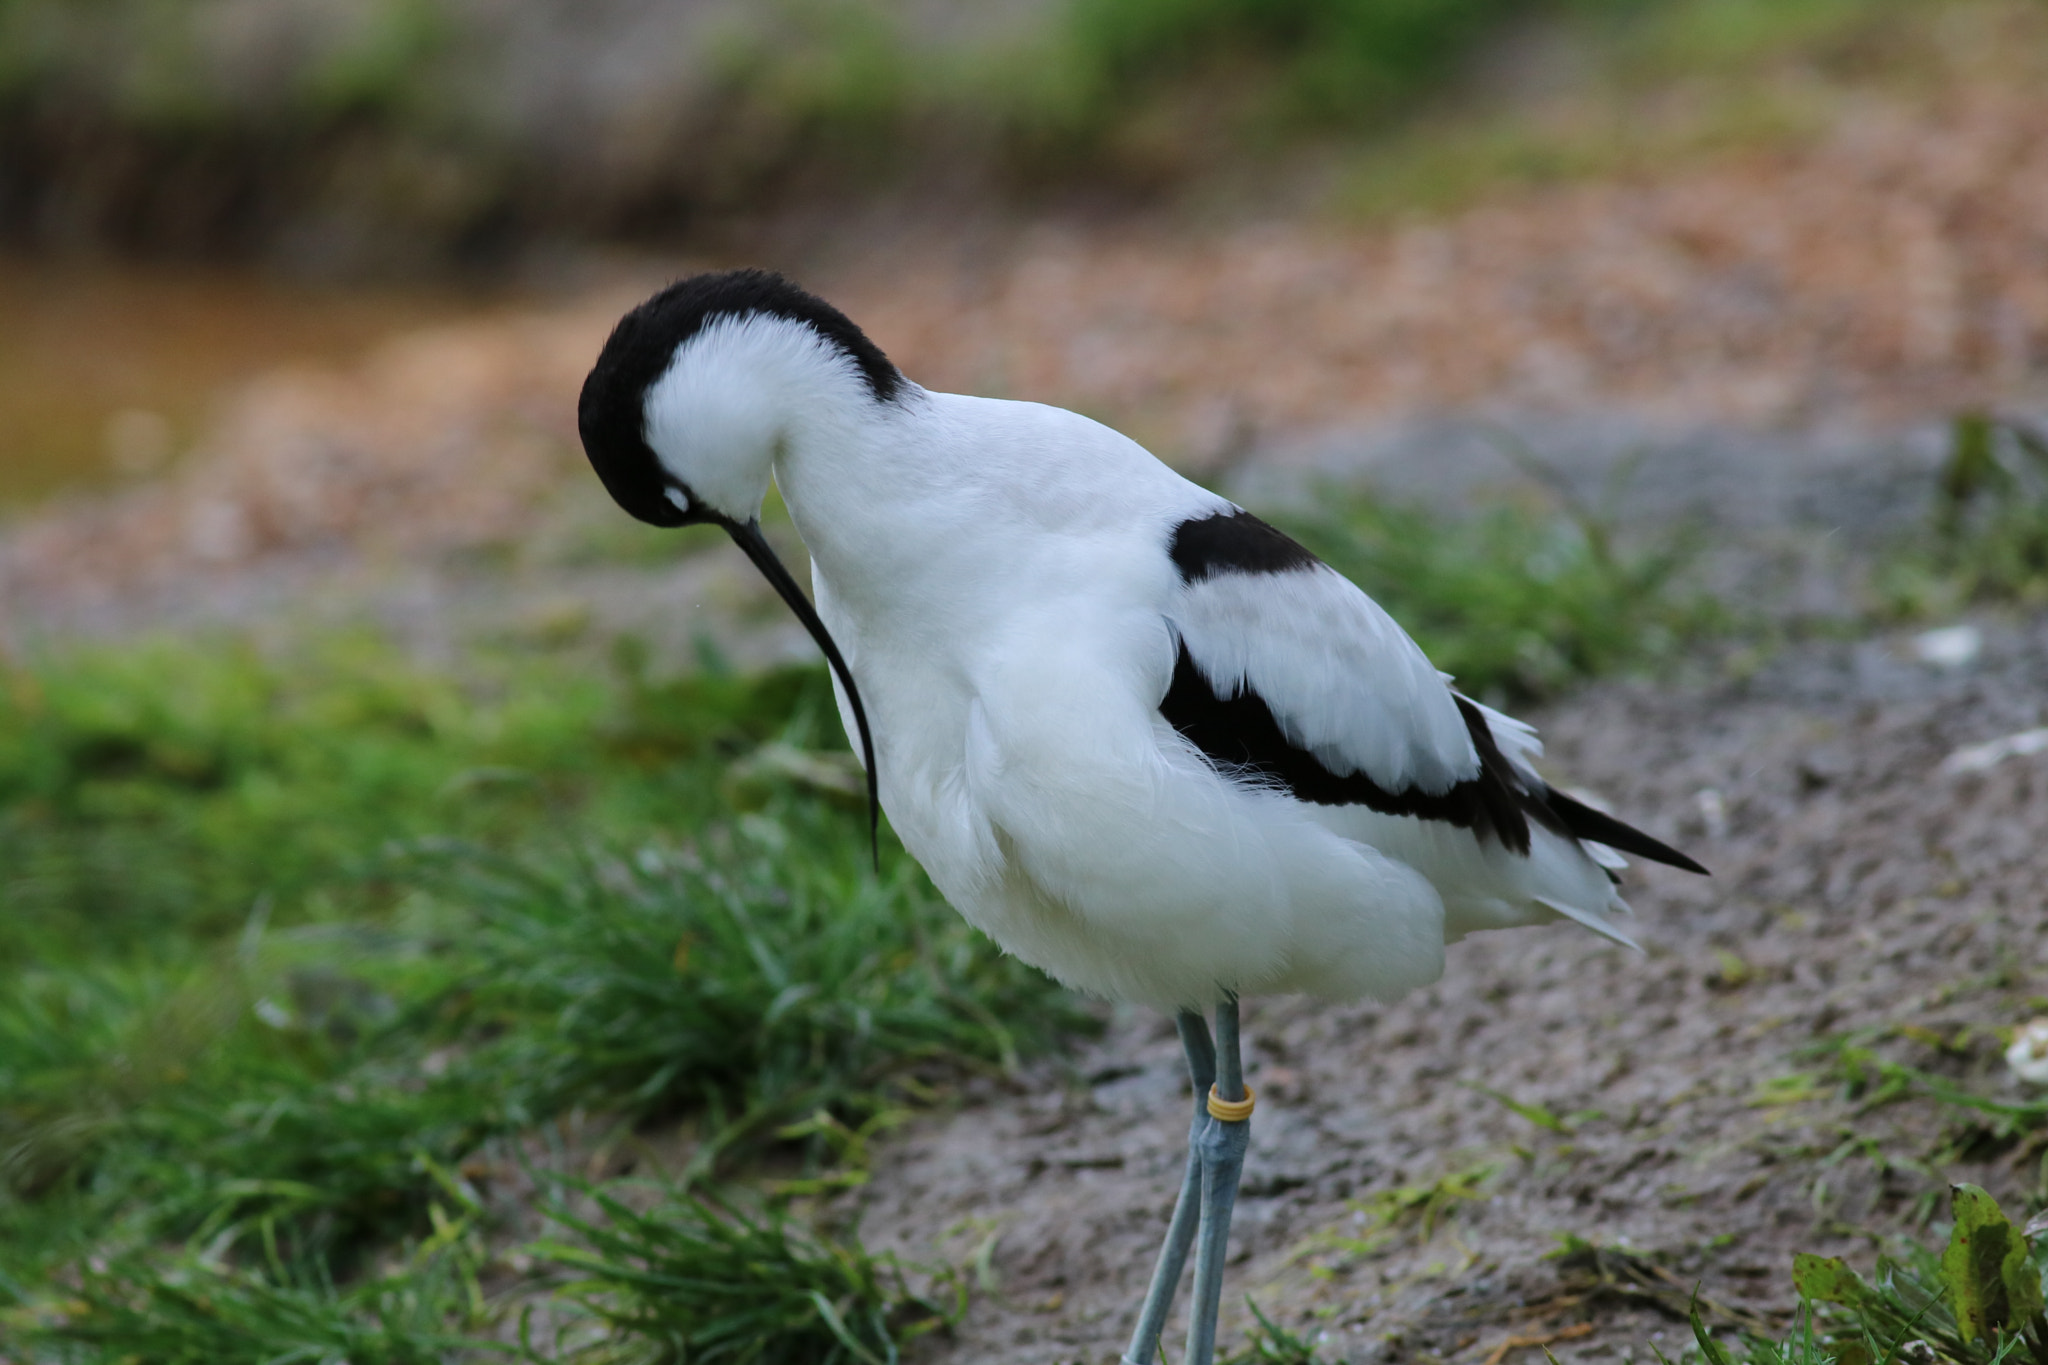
[0,258,493,509]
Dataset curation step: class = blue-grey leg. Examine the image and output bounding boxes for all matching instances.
[1182,996,1252,1365]
[1121,1010,1217,1365]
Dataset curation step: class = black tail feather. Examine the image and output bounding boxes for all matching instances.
[1542,788,1709,876]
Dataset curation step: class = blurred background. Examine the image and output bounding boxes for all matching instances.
[8,2,2048,1362]
[6,0,2045,537]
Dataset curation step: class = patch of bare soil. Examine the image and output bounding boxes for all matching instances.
[837,91,2048,449]
[848,620,2048,1364]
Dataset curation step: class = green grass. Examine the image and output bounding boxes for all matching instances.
[1697,1185,2048,1365]
[1787,1022,2048,1191]
[1878,413,2048,619]
[1040,0,1535,141]
[0,632,1086,1360]
[1330,0,1987,219]
[0,634,853,967]
[1222,1301,1343,1363]
[1273,483,1722,702]
[535,1181,956,1364]
[0,838,1079,1351]
[1708,1026,2048,1365]
[418,820,1090,1157]
[19,1242,502,1365]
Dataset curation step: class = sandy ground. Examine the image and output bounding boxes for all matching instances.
[849,615,2048,1364]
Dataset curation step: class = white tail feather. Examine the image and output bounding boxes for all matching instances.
[1535,895,1642,950]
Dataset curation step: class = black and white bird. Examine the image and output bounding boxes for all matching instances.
[577,269,1706,1365]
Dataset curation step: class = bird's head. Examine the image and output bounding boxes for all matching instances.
[577,268,903,529]
[577,269,901,860]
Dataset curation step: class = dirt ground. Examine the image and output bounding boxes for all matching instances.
[849,615,2048,1364]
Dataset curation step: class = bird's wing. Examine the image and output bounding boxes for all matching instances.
[1160,510,1705,872]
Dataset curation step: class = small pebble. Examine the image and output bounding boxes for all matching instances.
[1939,727,2048,777]
[2006,1018,2048,1085]
[1912,624,1982,669]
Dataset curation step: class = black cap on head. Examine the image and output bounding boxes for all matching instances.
[576,269,902,528]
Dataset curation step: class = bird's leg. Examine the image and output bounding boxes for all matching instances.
[1121,1009,1217,1365]
[1182,995,1252,1365]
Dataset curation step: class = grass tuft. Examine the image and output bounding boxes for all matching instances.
[16,1241,502,1365]
[536,1181,956,1364]
[419,822,1095,1165]
[1273,485,1721,702]
[1880,413,2048,618]
[1050,0,1527,137]
[1223,1298,1347,1362]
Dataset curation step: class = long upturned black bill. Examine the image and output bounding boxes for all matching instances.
[722,518,882,867]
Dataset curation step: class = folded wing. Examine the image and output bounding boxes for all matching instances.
[1159,509,1705,875]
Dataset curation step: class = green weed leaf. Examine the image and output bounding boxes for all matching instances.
[1464,1081,1572,1133]
[1792,1252,1879,1310]
[1689,1296,1734,1365]
[1942,1183,2041,1343]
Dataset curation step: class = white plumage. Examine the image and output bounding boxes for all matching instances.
[576,271,1703,1365]
[634,307,1641,1008]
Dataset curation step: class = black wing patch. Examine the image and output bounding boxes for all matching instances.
[1542,787,1708,875]
[1169,511,1319,584]
[1160,643,1534,852]
[1159,648,1708,875]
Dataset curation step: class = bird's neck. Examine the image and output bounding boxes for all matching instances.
[772,399,925,602]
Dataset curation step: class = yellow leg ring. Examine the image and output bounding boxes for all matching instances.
[1206,1084,1255,1123]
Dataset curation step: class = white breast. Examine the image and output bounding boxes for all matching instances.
[790,393,1458,1009]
